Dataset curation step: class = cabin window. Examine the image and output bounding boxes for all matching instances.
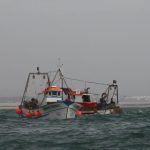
[82,95,91,102]
[48,91,61,97]
[52,91,57,96]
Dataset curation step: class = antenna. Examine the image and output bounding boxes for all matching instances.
[57,58,63,69]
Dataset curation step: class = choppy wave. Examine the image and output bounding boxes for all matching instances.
[0,108,150,150]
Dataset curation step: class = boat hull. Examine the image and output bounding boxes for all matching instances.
[21,101,81,119]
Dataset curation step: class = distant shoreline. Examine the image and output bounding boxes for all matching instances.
[0,102,19,109]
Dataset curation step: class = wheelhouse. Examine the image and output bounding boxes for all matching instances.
[46,87,63,97]
[44,86,63,103]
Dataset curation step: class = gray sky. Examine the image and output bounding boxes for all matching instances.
[0,0,150,97]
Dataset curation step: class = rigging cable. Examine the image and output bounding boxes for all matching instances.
[64,76,109,86]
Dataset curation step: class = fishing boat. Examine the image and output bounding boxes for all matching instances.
[16,67,81,119]
[64,80,122,116]
[16,67,122,119]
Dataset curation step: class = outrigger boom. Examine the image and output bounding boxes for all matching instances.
[21,67,50,106]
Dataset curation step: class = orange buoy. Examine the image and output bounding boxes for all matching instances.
[26,112,32,118]
[31,111,35,116]
[16,108,22,115]
[75,111,82,117]
[34,111,42,118]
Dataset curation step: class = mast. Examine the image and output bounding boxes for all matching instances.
[116,84,119,104]
[59,68,64,99]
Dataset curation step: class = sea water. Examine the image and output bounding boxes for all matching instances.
[0,107,150,150]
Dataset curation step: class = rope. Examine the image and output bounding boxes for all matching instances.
[64,76,109,86]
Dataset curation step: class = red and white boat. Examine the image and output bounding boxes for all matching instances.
[65,81,122,116]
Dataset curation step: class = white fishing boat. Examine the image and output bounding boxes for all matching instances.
[16,67,82,119]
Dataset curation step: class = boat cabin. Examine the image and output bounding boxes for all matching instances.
[44,86,63,103]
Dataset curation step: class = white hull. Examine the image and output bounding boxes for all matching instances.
[22,101,81,119]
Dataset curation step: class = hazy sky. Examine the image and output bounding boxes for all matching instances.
[0,0,150,97]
